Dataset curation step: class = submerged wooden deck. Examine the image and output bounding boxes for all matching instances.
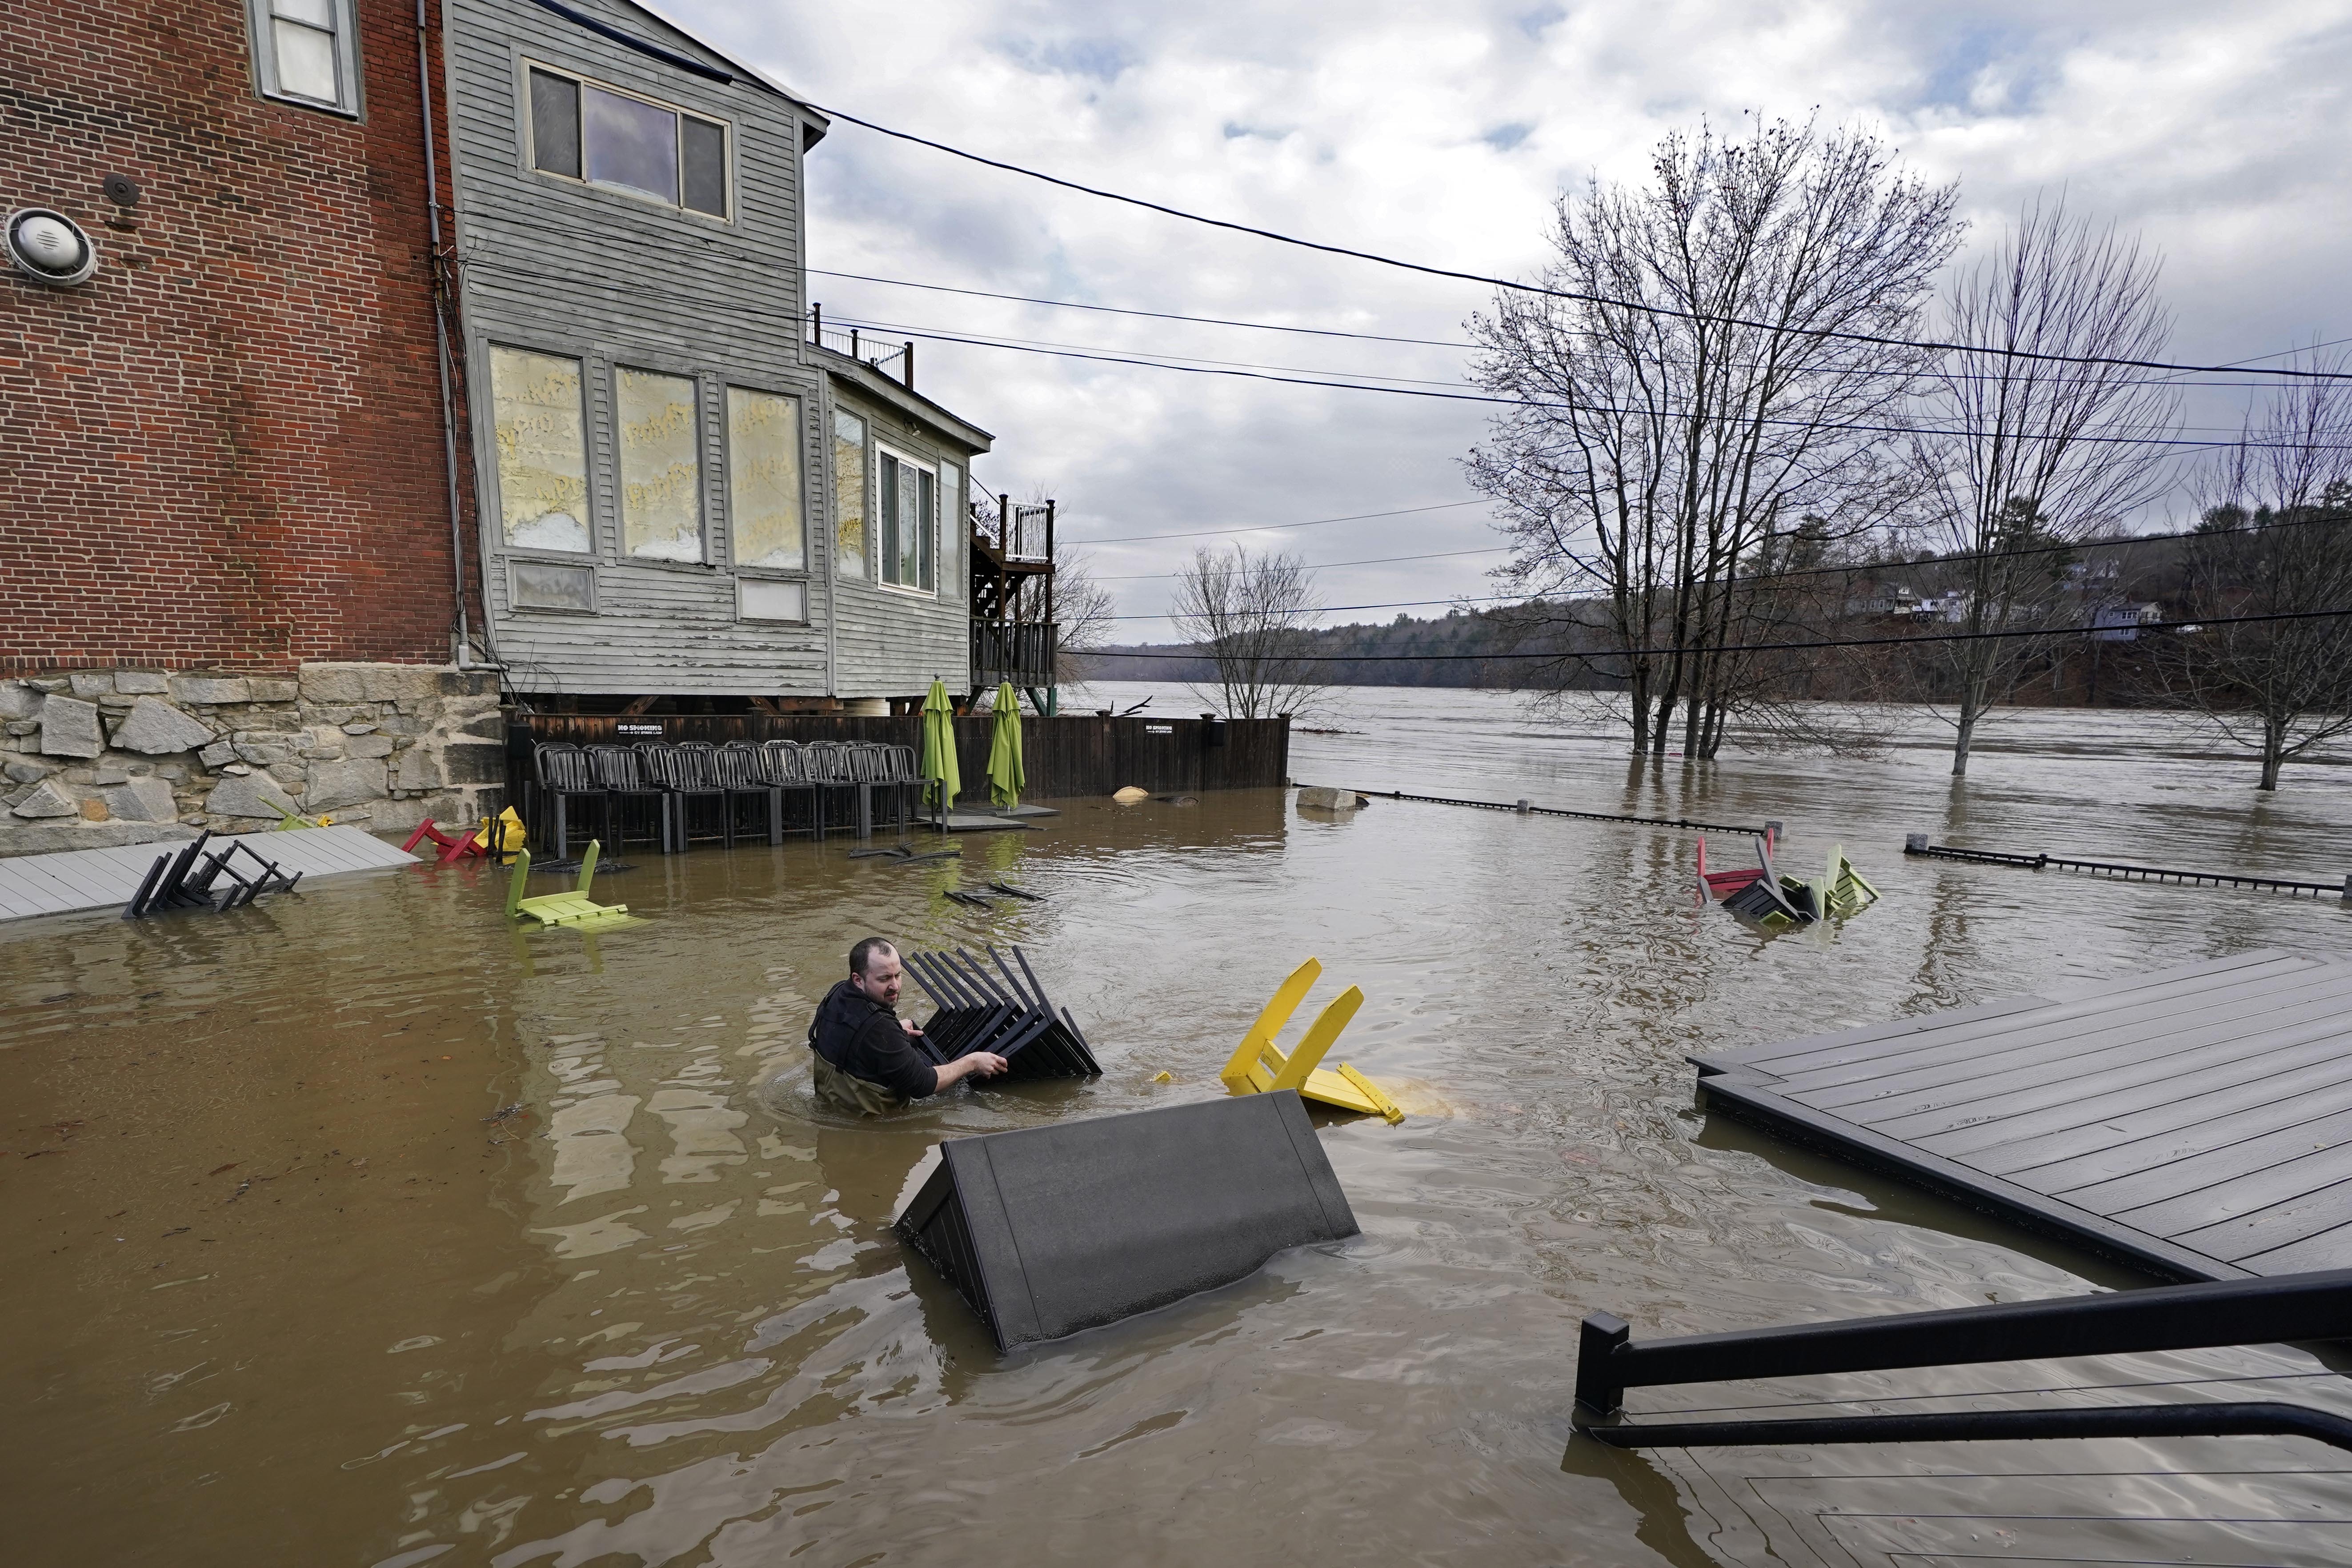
[0,826,420,923]
[1694,950,2352,1281]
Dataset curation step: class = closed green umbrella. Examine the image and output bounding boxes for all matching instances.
[920,678,959,825]
[986,682,1025,809]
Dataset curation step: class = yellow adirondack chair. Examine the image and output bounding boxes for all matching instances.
[503,841,631,928]
[1219,957,1404,1123]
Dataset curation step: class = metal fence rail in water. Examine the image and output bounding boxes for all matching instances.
[1571,1267,2352,1452]
[1363,788,1775,837]
[1905,834,2352,900]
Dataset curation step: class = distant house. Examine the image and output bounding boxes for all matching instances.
[2090,602,2164,641]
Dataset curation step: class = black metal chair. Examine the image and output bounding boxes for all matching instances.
[802,741,869,838]
[755,740,824,840]
[585,743,675,854]
[712,741,784,845]
[635,741,731,848]
[532,743,609,860]
[857,742,922,831]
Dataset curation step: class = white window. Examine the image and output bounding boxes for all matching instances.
[877,447,935,594]
[489,346,592,554]
[526,65,728,218]
[616,367,705,562]
[249,0,362,116]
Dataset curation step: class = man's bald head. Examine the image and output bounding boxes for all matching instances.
[849,937,903,1008]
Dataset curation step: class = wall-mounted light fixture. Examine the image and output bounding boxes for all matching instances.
[7,208,98,287]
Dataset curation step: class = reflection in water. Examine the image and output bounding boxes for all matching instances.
[4,691,2350,1566]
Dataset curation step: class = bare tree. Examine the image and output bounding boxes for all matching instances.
[1466,117,1959,757]
[1169,545,1322,718]
[1916,196,2179,774]
[2157,357,2352,789]
[1050,542,1116,665]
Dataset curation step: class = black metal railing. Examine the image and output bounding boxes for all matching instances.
[1904,834,2350,900]
[808,311,912,385]
[973,621,1057,688]
[1574,1268,2352,1452]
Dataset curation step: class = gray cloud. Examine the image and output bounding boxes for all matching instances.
[671,0,2352,633]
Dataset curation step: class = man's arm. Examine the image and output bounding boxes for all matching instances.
[932,1051,1009,1089]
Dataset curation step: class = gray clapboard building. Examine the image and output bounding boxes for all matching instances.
[442,0,1027,710]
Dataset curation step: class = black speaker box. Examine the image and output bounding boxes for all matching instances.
[894,1091,1358,1349]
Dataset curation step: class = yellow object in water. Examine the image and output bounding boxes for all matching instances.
[1112,785,1149,803]
[1218,957,1405,1123]
[504,842,632,928]
[1151,1070,1173,1084]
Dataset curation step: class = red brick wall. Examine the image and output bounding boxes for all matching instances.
[0,0,479,675]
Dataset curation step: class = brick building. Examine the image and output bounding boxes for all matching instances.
[1,0,507,854]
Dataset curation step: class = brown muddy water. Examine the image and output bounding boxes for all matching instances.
[5,687,2349,1567]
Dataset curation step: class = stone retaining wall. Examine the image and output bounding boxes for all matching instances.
[0,663,505,857]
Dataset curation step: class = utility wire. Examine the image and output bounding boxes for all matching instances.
[1086,606,2352,663]
[810,266,1468,348]
[1075,500,1491,545]
[816,316,2340,453]
[809,105,2352,383]
[1095,545,1508,580]
[829,309,2304,436]
[817,268,2352,391]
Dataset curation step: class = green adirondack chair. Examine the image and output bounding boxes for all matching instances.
[503,841,631,928]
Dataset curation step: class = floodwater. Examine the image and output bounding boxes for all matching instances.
[4,686,2348,1567]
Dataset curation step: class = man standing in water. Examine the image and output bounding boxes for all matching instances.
[808,937,1007,1115]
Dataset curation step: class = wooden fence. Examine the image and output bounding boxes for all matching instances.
[509,713,1289,802]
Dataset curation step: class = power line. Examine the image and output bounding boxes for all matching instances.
[1094,545,1509,580]
[1084,605,2352,663]
[811,104,2352,383]
[809,267,1469,349]
[1106,593,1522,622]
[817,317,2332,453]
[829,310,2310,436]
[1073,500,1491,545]
[818,279,2350,394]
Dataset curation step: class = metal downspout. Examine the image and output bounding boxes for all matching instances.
[417,0,485,670]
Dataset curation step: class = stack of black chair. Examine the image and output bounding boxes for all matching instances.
[124,830,301,919]
[902,945,1101,1079]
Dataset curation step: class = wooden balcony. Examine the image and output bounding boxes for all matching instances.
[973,621,1057,690]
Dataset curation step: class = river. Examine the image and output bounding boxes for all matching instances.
[3,686,2346,1566]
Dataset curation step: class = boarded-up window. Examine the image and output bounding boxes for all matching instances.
[938,461,963,603]
[739,578,806,622]
[617,368,703,562]
[726,387,803,570]
[511,560,595,613]
[833,409,866,580]
[877,448,934,592]
[490,346,591,553]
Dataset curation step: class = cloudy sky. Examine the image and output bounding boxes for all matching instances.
[668,0,2352,637]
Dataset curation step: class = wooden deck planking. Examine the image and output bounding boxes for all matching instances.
[1782,965,2352,1105]
[0,828,419,923]
[1717,950,2315,1071]
[1693,950,2352,1281]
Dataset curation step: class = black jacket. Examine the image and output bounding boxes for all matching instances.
[808,978,938,1100]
